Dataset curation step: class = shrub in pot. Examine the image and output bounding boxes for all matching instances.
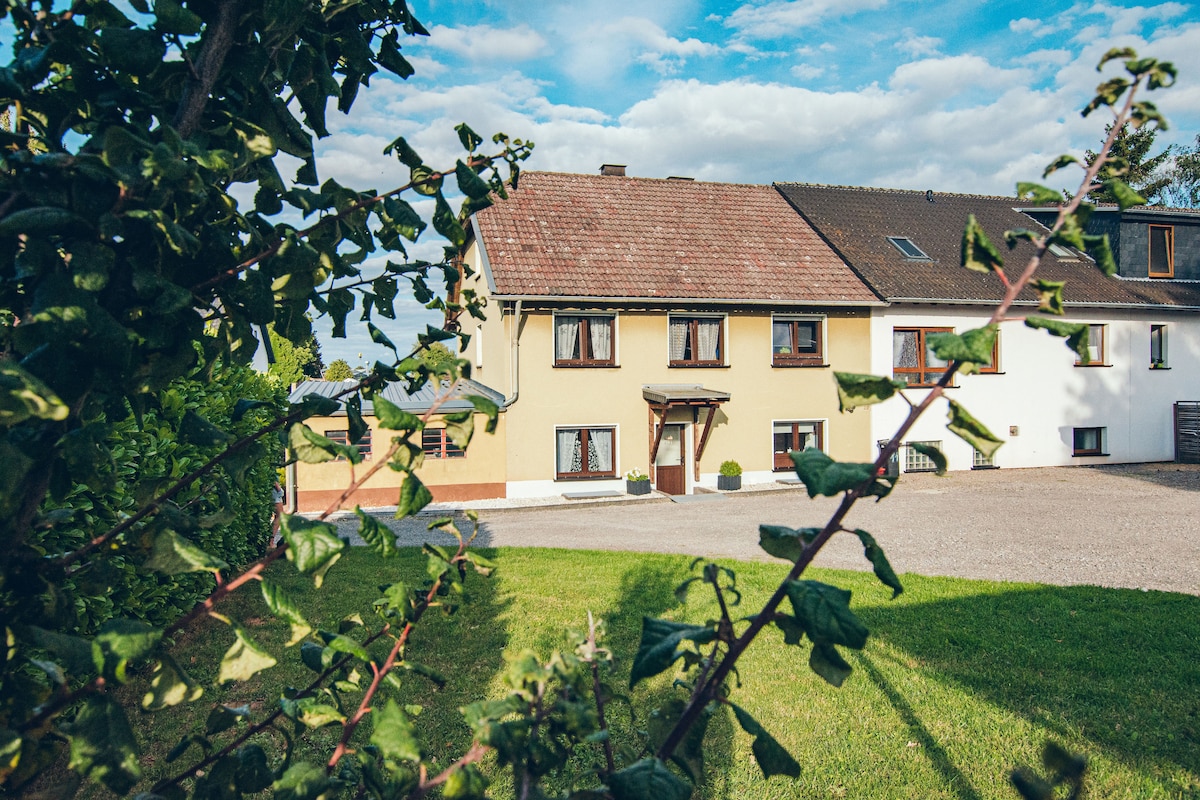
[718,460,742,491]
[626,468,651,495]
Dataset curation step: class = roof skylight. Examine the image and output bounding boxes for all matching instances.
[1047,243,1079,260]
[886,236,931,260]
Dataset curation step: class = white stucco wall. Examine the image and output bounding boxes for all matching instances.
[870,304,1200,471]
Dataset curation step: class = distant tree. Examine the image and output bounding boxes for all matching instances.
[1084,123,1173,204]
[266,327,321,386]
[323,359,354,381]
[1162,133,1200,207]
[416,340,458,375]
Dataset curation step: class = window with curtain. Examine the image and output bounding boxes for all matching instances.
[668,316,724,365]
[555,427,616,478]
[1074,324,1106,366]
[554,315,615,365]
[771,317,823,366]
[892,327,952,386]
[772,420,823,470]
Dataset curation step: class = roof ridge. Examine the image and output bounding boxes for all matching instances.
[775,181,1023,202]
[521,170,772,189]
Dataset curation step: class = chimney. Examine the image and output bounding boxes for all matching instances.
[667,176,694,181]
[600,164,626,177]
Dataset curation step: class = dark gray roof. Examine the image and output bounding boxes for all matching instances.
[288,379,505,417]
[775,183,1200,309]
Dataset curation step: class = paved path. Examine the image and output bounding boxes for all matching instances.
[332,464,1200,595]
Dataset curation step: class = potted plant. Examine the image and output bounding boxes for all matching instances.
[717,460,742,491]
[626,468,651,495]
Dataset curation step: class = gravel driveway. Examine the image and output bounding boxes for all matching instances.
[332,463,1200,595]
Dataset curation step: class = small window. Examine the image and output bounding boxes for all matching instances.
[1073,427,1106,456]
[1075,324,1106,366]
[556,427,616,479]
[1149,225,1174,278]
[668,316,724,366]
[893,327,952,386]
[1151,324,1168,368]
[972,448,997,469]
[422,428,464,459]
[886,236,931,260]
[772,317,823,366]
[772,421,823,471]
[905,441,942,473]
[325,429,372,460]
[1048,243,1079,260]
[555,315,615,366]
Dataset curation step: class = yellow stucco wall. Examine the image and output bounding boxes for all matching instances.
[499,309,873,483]
[293,411,508,509]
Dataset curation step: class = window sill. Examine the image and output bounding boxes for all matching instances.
[555,474,618,481]
[1074,363,1113,368]
[971,465,1000,471]
[668,363,728,369]
[1072,452,1109,457]
[977,371,1005,376]
[554,362,618,368]
[1150,365,1171,370]
[772,362,829,369]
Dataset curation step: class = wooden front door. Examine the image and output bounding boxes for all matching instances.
[655,424,686,495]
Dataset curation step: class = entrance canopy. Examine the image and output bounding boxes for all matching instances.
[643,384,731,481]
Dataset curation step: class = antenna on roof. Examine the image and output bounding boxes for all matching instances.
[926,189,934,203]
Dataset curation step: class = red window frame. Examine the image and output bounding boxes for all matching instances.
[421,428,465,459]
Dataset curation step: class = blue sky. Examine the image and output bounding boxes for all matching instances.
[304,0,1200,368]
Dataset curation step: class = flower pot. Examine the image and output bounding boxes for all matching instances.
[627,479,652,496]
[717,474,741,491]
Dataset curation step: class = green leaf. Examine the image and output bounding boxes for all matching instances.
[790,449,878,499]
[833,372,904,413]
[144,530,229,576]
[154,0,203,34]
[318,631,370,663]
[455,123,484,153]
[608,758,693,800]
[443,410,474,450]
[808,642,853,687]
[629,617,717,687]
[852,529,903,598]
[396,473,433,518]
[1083,233,1117,276]
[93,619,162,683]
[292,393,341,419]
[927,325,996,374]
[961,214,1003,273]
[142,654,204,710]
[288,423,359,464]
[65,696,141,794]
[1102,179,1146,211]
[758,525,821,562]
[296,700,346,729]
[467,394,500,433]
[443,763,490,800]
[432,194,466,248]
[454,160,491,200]
[261,580,312,646]
[346,393,368,446]
[784,580,868,649]
[370,700,421,763]
[384,135,424,169]
[0,206,87,237]
[235,744,274,793]
[908,442,947,476]
[28,627,93,675]
[1097,46,1137,70]
[1031,279,1066,315]
[947,400,1004,459]
[730,703,802,778]
[206,704,250,736]
[0,362,70,426]
[372,393,423,430]
[355,506,397,557]
[1042,154,1080,178]
[280,515,345,582]
[1025,317,1091,363]
[179,410,233,447]
[1016,182,1062,205]
[273,761,338,800]
[218,627,278,684]
[368,322,398,355]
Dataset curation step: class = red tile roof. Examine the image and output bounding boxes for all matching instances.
[471,172,879,304]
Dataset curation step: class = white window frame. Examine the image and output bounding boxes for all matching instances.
[553,424,620,479]
[1150,324,1168,369]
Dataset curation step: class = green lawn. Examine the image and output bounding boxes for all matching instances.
[134,545,1200,800]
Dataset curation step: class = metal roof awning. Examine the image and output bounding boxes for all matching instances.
[642,384,732,405]
[643,385,731,482]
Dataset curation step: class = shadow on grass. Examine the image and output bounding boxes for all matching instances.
[855,652,984,800]
[858,583,1200,777]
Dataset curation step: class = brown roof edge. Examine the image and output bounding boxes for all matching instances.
[485,294,887,307]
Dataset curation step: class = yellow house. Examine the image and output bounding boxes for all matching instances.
[457,167,883,497]
[286,379,507,511]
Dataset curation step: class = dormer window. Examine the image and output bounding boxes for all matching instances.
[886,236,930,260]
[1048,243,1079,260]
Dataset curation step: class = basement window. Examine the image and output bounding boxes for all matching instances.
[886,236,931,260]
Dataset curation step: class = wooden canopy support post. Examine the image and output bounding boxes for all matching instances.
[694,404,717,481]
[648,403,668,481]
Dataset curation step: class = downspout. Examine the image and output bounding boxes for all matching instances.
[502,299,523,408]
[285,461,298,514]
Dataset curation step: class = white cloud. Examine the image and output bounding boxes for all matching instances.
[790,63,825,79]
[425,24,548,61]
[1010,17,1041,33]
[724,0,889,38]
[558,16,723,82]
[894,32,943,58]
